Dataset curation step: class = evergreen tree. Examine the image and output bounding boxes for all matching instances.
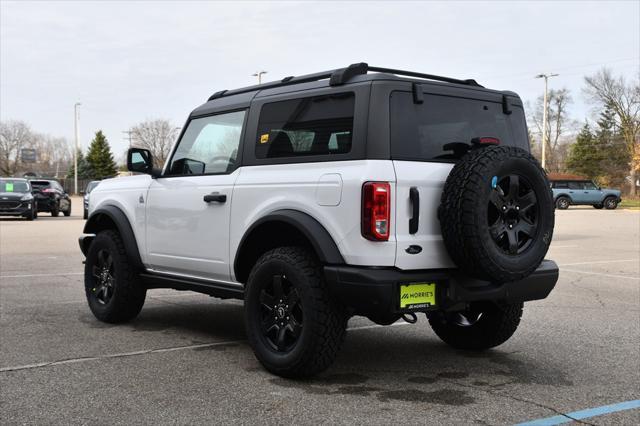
[566,123,600,177]
[66,149,93,179]
[594,103,630,188]
[86,131,117,179]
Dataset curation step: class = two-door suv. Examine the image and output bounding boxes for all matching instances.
[79,63,558,377]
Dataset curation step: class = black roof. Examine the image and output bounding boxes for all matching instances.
[206,62,487,102]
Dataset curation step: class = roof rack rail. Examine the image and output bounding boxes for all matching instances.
[207,63,482,101]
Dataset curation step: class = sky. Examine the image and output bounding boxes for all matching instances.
[1,0,639,160]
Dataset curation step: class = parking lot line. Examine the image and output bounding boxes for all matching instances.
[0,321,412,373]
[561,268,639,281]
[516,399,640,425]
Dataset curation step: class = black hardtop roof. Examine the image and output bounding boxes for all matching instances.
[202,63,518,106]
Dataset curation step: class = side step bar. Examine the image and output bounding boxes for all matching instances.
[139,272,244,300]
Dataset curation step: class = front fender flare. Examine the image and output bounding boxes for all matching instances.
[81,205,144,270]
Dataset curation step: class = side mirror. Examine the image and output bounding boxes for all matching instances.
[127,148,155,175]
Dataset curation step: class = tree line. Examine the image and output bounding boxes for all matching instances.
[528,68,639,195]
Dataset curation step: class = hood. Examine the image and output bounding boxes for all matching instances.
[0,192,28,201]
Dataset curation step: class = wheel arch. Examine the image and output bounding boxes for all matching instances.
[233,209,344,284]
[554,193,572,203]
[81,205,144,270]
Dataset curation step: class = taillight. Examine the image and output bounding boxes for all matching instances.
[362,182,391,241]
[42,188,55,194]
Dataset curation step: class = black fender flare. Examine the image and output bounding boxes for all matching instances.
[81,205,144,270]
[554,193,572,203]
[234,209,344,280]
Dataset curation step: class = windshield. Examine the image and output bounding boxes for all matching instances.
[390,92,529,162]
[86,181,99,193]
[0,180,30,193]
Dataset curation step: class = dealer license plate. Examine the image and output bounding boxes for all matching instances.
[399,282,436,309]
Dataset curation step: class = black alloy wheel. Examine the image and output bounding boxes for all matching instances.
[91,249,115,305]
[488,174,539,255]
[260,274,303,352]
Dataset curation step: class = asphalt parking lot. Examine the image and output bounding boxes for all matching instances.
[1,198,638,425]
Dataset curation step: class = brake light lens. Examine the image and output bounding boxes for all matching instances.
[42,188,55,194]
[362,182,391,241]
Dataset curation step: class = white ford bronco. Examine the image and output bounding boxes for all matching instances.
[79,63,558,378]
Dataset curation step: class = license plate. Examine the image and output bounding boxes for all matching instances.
[399,282,436,309]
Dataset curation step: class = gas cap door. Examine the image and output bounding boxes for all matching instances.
[316,173,342,206]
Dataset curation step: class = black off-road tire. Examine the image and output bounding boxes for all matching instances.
[25,205,35,221]
[426,302,523,350]
[244,247,347,378]
[439,146,554,283]
[84,230,146,323]
[555,197,570,210]
[604,197,618,210]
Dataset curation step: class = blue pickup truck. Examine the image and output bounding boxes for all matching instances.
[551,179,622,210]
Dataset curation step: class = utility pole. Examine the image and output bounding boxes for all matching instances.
[123,130,133,149]
[252,70,267,84]
[534,73,558,170]
[73,102,81,195]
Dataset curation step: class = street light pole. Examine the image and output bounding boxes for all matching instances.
[534,73,558,170]
[252,70,267,84]
[74,102,81,195]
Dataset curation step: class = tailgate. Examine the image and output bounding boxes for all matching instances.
[393,160,455,270]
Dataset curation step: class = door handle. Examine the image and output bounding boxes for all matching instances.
[409,187,419,234]
[203,193,226,203]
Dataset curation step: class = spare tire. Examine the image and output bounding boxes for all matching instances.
[439,146,554,283]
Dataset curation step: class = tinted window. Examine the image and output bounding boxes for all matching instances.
[584,181,597,190]
[168,110,245,175]
[30,180,51,190]
[568,182,583,190]
[255,93,354,158]
[553,181,569,189]
[390,92,529,162]
[0,180,30,192]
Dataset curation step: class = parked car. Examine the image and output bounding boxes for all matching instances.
[30,179,72,216]
[79,63,558,378]
[0,178,37,220]
[551,179,621,210]
[82,180,101,219]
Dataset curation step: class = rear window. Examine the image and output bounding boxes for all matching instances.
[255,93,354,159]
[30,180,51,189]
[390,92,529,162]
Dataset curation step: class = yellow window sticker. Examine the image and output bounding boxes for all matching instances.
[260,133,270,144]
[400,283,436,308]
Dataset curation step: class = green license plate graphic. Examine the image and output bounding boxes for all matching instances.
[399,283,436,309]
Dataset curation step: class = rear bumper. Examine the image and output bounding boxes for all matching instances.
[325,260,559,317]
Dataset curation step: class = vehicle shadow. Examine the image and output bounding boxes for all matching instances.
[78,298,573,398]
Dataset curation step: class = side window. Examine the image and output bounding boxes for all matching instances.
[553,181,568,189]
[255,93,354,159]
[584,181,597,190]
[168,110,245,176]
[568,181,583,190]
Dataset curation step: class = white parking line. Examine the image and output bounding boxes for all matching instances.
[0,322,413,373]
[559,259,637,267]
[0,272,83,279]
[561,268,639,281]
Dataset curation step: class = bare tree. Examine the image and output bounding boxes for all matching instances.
[130,119,180,167]
[529,88,576,172]
[583,68,640,195]
[0,120,34,176]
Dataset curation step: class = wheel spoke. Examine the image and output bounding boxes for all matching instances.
[272,275,284,300]
[508,175,519,200]
[489,190,505,210]
[517,221,536,238]
[276,326,287,350]
[105,254,113,271]
[287,316,302,339]
[490,222,506,241]
[260,290,275,310]
[518,190,536,211]
[262,316,277,333]
[92,265,101,279]
[94,284,105,301]
[507,230,518,254]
